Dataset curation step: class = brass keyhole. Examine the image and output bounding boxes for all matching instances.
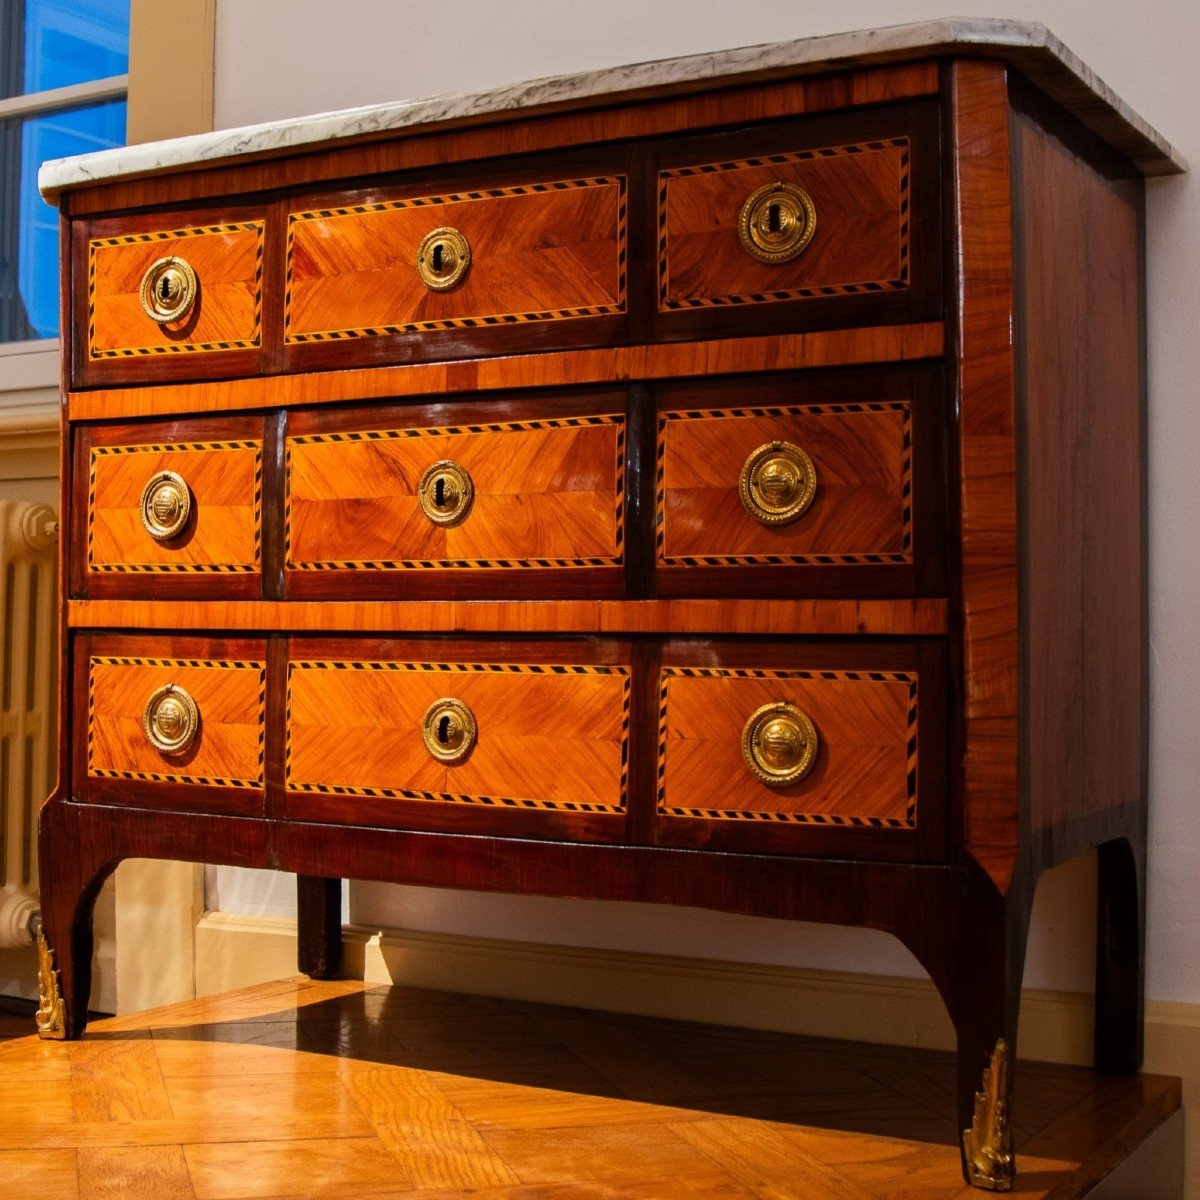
[422,698,476,765]
[418,460,473,526]
[416,226,471,291]
[738,182,817,264]
[139,256,197,324]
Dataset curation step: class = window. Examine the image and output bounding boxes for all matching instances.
[1,0,129,343]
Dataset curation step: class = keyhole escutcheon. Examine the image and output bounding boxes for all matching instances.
[417,460,473,527]
[416,227,471,291]
[422,698,476,765]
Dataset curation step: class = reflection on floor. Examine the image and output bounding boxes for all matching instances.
[0,977,1180,1199]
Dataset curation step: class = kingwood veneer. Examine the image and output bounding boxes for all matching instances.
[36,21,1183,1191]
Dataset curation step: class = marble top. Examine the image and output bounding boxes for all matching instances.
[38,17,1185,200]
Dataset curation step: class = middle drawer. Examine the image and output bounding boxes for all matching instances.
[284,394,627,599]
[75,415,264,600]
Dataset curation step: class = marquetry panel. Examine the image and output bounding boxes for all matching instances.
[657,402,911,566]
[87,440,262,574]
[284,176,626,343]
[86,656,266,788]
[659,139,909,310]
[286,658,630,815]
[87,221,263,358]
[657,666,917,830]
[285,414,623,571]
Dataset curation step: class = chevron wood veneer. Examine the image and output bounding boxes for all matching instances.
[285,656,630,818]
[286,414,624,572]
[87,440,262,574]
[85,653,266,791]
[87,220,264,359]
[285,177,626,342]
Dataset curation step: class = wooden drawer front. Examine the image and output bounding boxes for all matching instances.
[87,221,263,360]
[86,653,266,790]
[285,651,631,835]
[655,103,938,332]
[285,412,624,587]
[658,402,909,565]
[86,438,262,578]
[655,642,944,860]
[284,176,626,345]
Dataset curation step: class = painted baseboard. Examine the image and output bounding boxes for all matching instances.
[194,911,1130,1064]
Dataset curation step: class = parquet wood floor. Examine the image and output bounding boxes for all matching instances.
[0,978,1178,1199]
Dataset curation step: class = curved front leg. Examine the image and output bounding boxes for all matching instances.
[948,874,1032,1193]
[36,799,118,1040]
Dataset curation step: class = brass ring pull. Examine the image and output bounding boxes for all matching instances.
[739,441,817,525]
[139,256,198,324]
[738,182,817,264]
[142,684,200,757]
[416,227,471,291]
[418,460,473,527]
[139,470,192,542]
[422,698,476,765]
[741,701,818,787]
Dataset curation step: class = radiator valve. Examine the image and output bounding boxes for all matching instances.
[0,889,39,949]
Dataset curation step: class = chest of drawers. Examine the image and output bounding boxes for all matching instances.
[35,20,1183,1190]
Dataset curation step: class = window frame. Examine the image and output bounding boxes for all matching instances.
[0,0,129,370]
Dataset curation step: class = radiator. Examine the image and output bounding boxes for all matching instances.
[0,502,58,949]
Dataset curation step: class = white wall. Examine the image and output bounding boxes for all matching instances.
[212,0,1200,1004]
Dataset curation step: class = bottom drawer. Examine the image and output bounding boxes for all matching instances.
[284,638,632,842]
[75,634,267,815]
[655,641,945,861]
[70,633,943,860]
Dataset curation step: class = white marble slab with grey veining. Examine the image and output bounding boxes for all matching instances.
[37,17,1185,200]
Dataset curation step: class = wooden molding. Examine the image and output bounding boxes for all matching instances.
[68,598,949,636]
[192,909,1200,1081]
[67,324,945,422]
[127,0,215,145]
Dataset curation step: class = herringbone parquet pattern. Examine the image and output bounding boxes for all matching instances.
[0,979,1178,1199]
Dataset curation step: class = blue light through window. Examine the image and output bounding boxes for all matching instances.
[1,0,129,341]
[21,0,129,94]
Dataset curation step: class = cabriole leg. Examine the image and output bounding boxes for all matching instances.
[950,881,1032,1192]
[35,800,116,1041]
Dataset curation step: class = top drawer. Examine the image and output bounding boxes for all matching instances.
[76,206,265,387]
[653,102,941,340]
[281,158,630,372]
[69,106,937,385]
